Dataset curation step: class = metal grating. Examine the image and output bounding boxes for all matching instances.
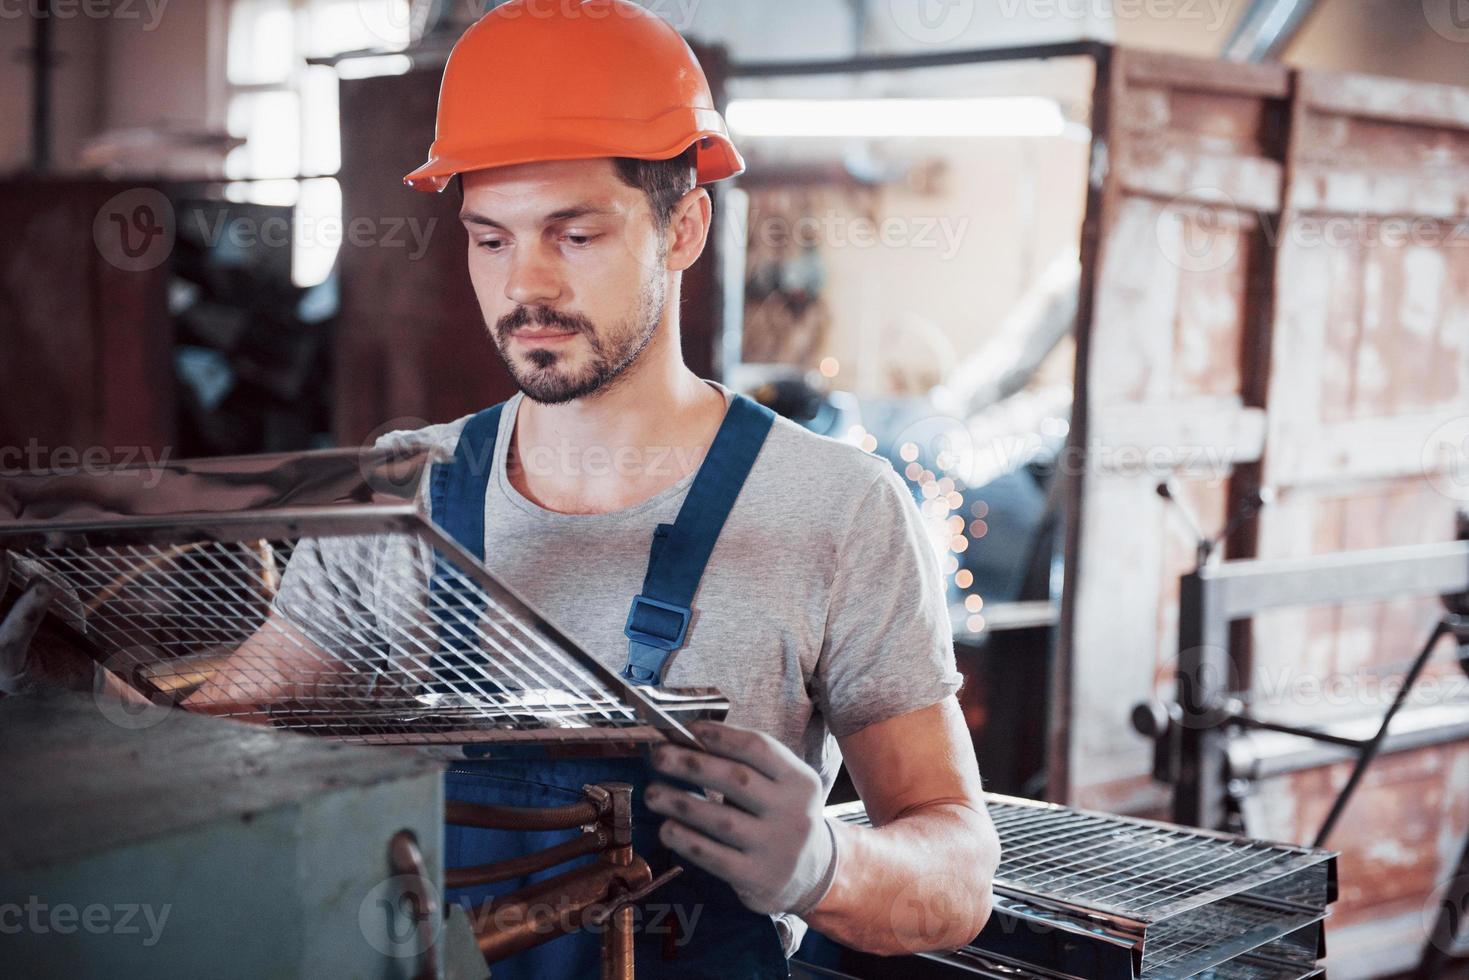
[985,797,1330,924]
[0,448,718,752]
[827,798,1336,980]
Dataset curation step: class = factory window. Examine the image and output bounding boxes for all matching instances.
[224,0,412,286]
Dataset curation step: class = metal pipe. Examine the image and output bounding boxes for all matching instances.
[445,829,608,888]
[388,830,441,980]
[602,784,635,980]
[729,40,1106,79]
[445,798,603,832]
[1221,0,1320,63]
[470,856,653,964]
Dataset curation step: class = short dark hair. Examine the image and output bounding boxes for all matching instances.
[451,149,698,233]
[613,148,698,234]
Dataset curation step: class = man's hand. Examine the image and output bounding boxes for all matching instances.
[646,719,839,917]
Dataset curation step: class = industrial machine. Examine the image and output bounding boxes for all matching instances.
[0,444,722,977]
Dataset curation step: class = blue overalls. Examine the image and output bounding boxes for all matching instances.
[428,394,791,979]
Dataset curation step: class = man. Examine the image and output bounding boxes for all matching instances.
[1,1,999,976]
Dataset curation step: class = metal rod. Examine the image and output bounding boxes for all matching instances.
[729,40,1106,79]
[1229,715,1367,751]
[1313,618,1454,848]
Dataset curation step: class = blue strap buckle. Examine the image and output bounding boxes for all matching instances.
[623,594,691,651]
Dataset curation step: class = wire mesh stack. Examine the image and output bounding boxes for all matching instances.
[827,796,1336,980]
[0,446,723,755]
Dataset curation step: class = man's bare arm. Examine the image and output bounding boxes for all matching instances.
[804,697,999,956]
[180,612,339,720]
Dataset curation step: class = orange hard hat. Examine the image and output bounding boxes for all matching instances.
[403,0,745,192]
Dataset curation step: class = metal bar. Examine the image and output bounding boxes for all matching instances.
[1177,571,1236,829]
[1229,715,1367,750]
[728,40,1106,78]
[1313,618,1455,847]
[1227,703,1469,780]
[1204,542,1469,620]
[1221,0,1321,63]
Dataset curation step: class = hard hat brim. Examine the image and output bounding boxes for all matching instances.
[403,131,745,193]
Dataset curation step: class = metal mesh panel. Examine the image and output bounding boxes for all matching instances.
[0,448,717,750]
[825,798,1335,980]
[985,797,1329,922]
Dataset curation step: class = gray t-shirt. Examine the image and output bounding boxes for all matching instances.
[275,380,963,954]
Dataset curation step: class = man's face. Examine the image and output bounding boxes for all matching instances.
[459,159,670,405]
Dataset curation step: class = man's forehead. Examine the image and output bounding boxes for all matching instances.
[459,159,640,224]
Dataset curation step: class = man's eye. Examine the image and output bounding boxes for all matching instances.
[478,239,506,251]
[563,233,598,247]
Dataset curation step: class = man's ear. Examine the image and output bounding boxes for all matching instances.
[664,187,713,273]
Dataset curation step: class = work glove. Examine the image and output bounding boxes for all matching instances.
[647,719,840,917]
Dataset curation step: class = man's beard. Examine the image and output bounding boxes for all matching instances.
[491,272,665,406]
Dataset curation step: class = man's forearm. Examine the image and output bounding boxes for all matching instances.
[803,801,998,957]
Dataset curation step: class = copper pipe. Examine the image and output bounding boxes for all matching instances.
[602,784,635,980]
[446,798,602,831]
[446,828,609,888]
[387,830,440,980]
[471,856,653,964]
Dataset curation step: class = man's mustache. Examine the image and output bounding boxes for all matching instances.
[497,306,593,339]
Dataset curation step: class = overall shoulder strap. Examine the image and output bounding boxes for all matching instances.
[622,394,777,685]
[429,402,507,560]
[428,402,507,692]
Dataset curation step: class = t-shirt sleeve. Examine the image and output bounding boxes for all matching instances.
[813,464,965,738]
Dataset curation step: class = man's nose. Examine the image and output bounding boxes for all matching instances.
[505,242,565,307]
